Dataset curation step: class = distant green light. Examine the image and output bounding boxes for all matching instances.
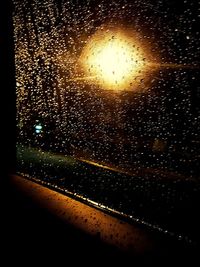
[35,124,43,133]
[35,125,42,130]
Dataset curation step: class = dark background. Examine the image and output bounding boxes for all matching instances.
[0,1,199,265]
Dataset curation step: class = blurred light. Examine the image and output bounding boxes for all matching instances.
[80,29,149,91]
[35,124,43,134]
[35,125,42,130]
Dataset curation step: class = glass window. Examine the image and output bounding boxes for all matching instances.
[14,0,200,246]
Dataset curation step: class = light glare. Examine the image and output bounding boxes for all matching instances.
[80,30,148,91]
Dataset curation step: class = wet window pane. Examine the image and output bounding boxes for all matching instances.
[14,0,200,245]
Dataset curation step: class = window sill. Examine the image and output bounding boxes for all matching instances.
[8,174,197,263]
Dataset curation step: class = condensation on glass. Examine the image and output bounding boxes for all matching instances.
[13,0,200,245]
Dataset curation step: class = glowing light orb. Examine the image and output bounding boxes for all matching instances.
[80,29,149,91]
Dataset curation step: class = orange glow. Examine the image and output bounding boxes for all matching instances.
[79,28,151,91]
[12,175,154,253]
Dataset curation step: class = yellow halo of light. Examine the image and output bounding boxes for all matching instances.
[79,29,149,91]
